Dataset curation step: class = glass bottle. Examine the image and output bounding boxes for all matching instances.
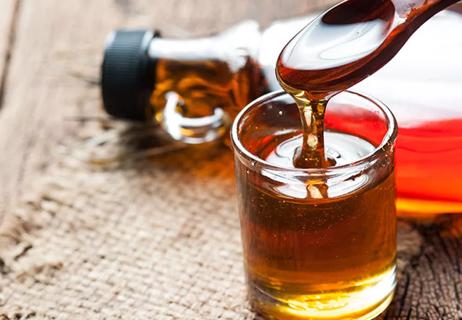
[101,21,268,144]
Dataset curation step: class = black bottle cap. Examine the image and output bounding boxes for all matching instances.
[101,29,159,121]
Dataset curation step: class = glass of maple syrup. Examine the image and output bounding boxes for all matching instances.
[231,90,398,319]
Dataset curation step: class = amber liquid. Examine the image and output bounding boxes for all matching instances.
[396,119,462,214]
[149,36,267,123]
[151,58,265,121]
[237,130,396,319]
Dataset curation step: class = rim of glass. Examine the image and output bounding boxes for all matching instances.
[231,90,398,174]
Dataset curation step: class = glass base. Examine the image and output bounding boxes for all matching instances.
[248,267,396,320]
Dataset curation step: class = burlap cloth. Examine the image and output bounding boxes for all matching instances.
[0,121,420,319]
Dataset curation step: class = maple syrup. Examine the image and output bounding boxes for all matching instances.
[232,91,397,319]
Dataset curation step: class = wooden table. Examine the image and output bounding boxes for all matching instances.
[0,1,460,318]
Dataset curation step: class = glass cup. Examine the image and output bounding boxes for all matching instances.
[231,91,398,319]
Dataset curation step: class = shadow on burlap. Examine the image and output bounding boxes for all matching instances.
[0,122,421,319]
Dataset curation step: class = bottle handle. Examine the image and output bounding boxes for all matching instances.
[159,91,230,145]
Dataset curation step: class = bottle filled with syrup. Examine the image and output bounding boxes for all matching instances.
[101,22,268,145]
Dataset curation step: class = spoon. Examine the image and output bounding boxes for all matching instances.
[277,0,460,100]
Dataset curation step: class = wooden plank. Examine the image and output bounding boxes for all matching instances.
[386,216,462,319]
[0,0,19,107]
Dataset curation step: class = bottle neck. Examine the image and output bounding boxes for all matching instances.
[149,37,224,61]
[147,20,262,76]
[148,35,256,74]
